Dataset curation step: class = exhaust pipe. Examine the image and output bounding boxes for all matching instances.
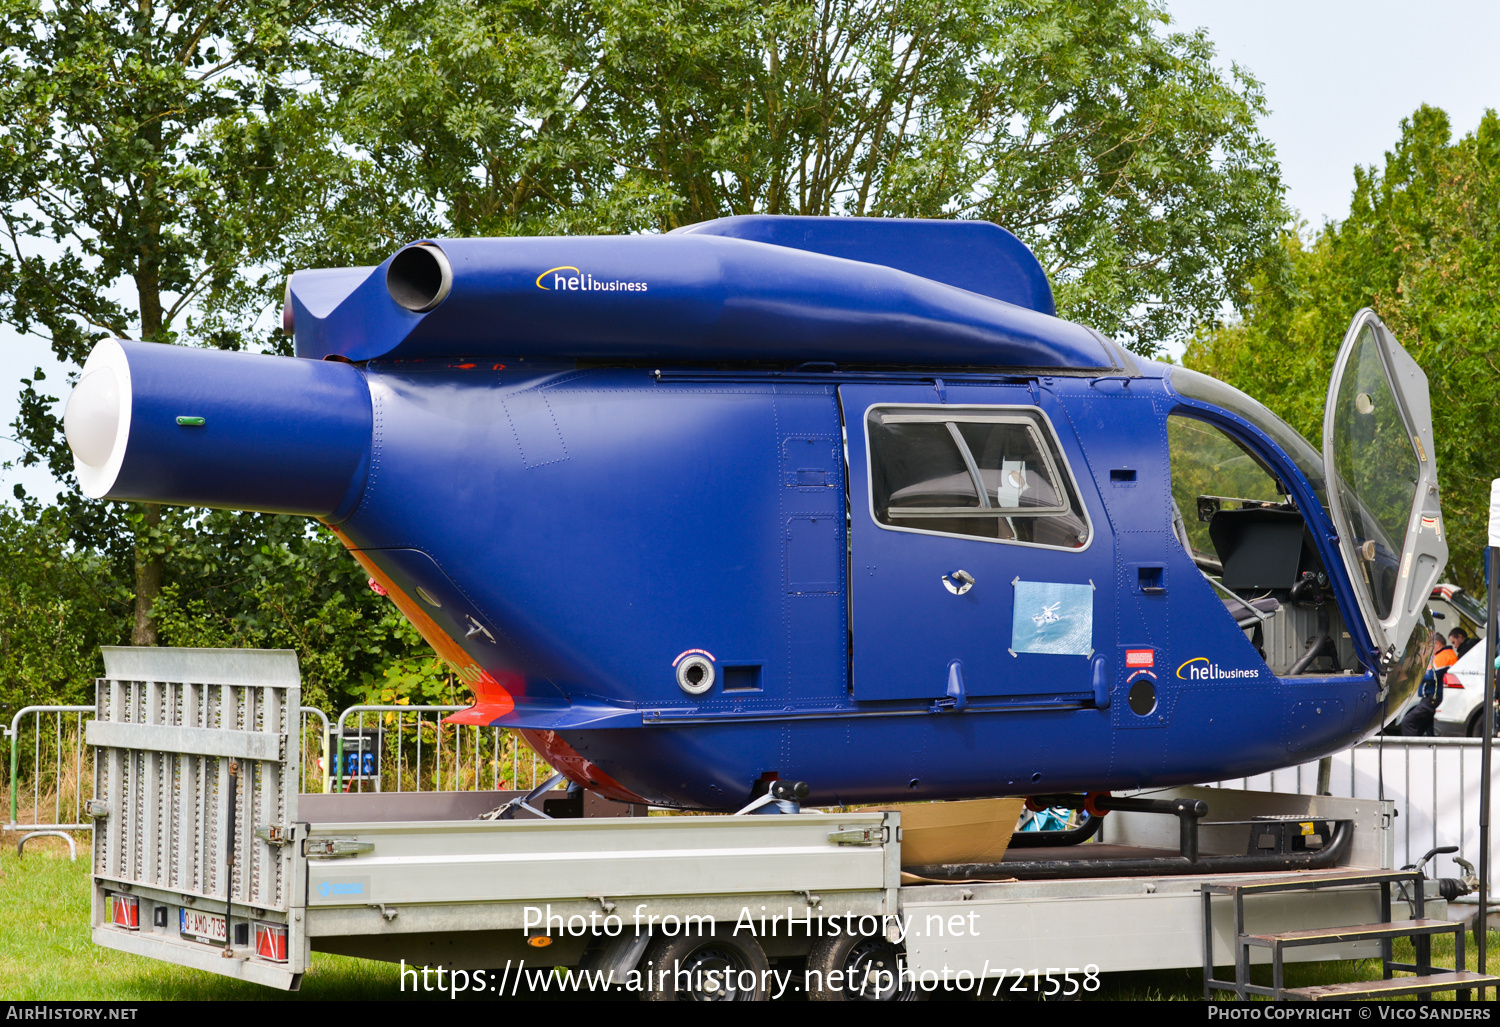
[385,243,453,313]
[64,338,373,520]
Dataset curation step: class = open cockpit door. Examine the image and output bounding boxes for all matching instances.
[1323,309,1446,670]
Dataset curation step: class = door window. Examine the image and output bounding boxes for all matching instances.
[867,407,1089,548]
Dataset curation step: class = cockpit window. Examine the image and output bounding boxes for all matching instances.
[868,407,1089,548]
[1167,409,1355,675]
[1167,416,1287,565]
[1167,365,1328,513]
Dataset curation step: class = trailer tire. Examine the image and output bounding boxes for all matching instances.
[640,930,770,1001]
[805,933,918,1001]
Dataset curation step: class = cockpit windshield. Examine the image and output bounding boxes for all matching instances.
[1165,365,1356,679]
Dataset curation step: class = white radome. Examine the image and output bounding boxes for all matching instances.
[63,338,132,498]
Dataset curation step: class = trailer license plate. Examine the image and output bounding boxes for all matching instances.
[180,908,226,944]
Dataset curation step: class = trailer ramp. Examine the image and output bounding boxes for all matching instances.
[88,647,306,989]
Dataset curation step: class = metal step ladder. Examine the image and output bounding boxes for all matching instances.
[1202,868,1500,1000]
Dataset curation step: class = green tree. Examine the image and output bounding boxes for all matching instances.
[332,0,1288,354]
[148,512,454,712]
[0,0,352,643]
[1187,105,1500,589]
[0,506,130,719]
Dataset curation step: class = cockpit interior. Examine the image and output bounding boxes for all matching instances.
[1167,413,1358,677]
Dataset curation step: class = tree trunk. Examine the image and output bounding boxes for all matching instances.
[130,264,164,643]
[131,502,161,646]
[132,117,164,645]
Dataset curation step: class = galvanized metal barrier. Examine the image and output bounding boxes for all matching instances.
[7,701,552,811]
[1207,736,1494,882]
[3,705,94,857]
[299,707,331,795]
[32,694,1484,863]
[5,703,337,847]
[330,704,558,794]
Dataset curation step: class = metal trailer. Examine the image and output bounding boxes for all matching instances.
[87,648,1431,998]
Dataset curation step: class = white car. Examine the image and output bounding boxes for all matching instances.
[1429,583,1486,642]
[1435,641,1493,737]
[1382,585,1487,735]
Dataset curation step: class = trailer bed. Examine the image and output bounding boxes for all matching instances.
[87,649,1413,994]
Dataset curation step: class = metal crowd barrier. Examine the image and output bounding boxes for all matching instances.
[5,702,555,856]
[1208,735,1493,882]
[27,704,1484,861]
[301,706,332,795]
[4,705,94,858]
[331,704,558,794]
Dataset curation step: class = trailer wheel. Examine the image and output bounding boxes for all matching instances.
[805,933,917,1001]
[640,930,770,1001]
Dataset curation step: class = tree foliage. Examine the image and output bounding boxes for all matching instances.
[0,503,459,724]
[333,0,1288,354]
[0,506,129,716]
[1187,105,1500,589]
[0,0,348,397]
[0,0,353,642]
[148,512,459,712]
[0,0,461,718]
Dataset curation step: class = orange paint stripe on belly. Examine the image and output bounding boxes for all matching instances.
[325,525,515,718]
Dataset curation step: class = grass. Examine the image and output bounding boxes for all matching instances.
[3,835,1497,1001]
[0,835,395,1001]
[1085,922,1500,1001]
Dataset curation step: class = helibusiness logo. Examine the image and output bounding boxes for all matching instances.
[1176,657,1258,681]
[536,266,648,293]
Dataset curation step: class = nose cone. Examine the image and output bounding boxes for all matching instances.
[65,367,120,464]
[64,339,132,497]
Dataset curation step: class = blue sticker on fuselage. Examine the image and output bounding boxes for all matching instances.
[1011,580,1094,656]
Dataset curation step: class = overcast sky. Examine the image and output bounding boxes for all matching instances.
[1161,0,1500,230]
[4,1,1499,504]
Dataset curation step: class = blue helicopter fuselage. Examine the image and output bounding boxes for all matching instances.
[64,216,1435,808]
[326,360,1406,807]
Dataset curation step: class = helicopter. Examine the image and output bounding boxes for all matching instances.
[61,215,1445,809]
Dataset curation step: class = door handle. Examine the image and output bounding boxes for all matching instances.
[942,570,975,595]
